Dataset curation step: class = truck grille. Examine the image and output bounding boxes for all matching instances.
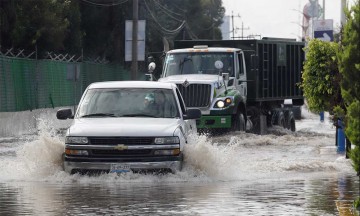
[176,84,212,107]
[89,137,153,145]
[91,149,152,156]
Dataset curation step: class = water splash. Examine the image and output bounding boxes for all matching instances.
[0,108,354,183]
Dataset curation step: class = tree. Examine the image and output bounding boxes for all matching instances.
[338,1,360,173]
[301,39,343,114]
[11,0,70,53]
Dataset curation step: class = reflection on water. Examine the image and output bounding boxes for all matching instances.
[0,175,358,215]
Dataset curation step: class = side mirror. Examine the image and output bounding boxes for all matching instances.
[145,73,153,81]
[222,73,229,81]
[57,108,73,120]
[183,108,201,120]
[148,62,156,73]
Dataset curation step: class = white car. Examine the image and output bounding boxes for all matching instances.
[56,81,201,174]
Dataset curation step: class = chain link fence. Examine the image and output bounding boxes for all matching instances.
[0,49,130,112]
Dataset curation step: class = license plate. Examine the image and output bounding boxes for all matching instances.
[110,164,130,173]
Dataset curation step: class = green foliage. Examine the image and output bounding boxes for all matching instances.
[338,0,360,173]
[63,0,83,54]
[1,0,225,61]
[346,100,360,147]
[11,0,70,53]
[354,197,360,209]
[301,39,342,113]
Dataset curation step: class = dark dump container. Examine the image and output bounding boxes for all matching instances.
[174,38,305,105]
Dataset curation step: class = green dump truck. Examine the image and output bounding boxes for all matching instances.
[149,38,305,134]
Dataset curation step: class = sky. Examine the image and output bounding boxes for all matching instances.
[222,0,356,40]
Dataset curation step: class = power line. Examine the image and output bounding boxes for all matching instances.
[144,0,186,35]
[167,1,186,13]
[152,0,183,20]
[185,23,198,39]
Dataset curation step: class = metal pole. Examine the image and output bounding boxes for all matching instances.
[131,0,138,80]
[232,11,234,40]
[323,0,325,19]
[242,22,244,39]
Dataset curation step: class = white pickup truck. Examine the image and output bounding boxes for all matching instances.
[56,81,201,174]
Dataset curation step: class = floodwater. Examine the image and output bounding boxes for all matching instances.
[0,108,359,215]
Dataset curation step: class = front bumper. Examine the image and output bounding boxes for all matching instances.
[64,156,183,174]
[64,161,182,174]
[196,115,232,129]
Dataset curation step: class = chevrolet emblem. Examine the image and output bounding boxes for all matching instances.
[114,144,128,151]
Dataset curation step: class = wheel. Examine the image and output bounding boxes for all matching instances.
[276,111,285,128]
[247,107,261,134]
[232,112,246,132]
[285,110,296,132]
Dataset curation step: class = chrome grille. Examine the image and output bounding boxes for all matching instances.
[176,84,211,107]
[91,149,152,156]
[89,137,153,145]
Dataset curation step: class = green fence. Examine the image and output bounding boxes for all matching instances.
[0,55,130,112]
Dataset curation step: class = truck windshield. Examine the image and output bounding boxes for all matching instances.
[76,88,180,119]
[163,52,234,77]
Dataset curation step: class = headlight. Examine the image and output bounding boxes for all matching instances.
[154,137,180,144]
[65,149,89,155]
[214,96,234,108]
[154,149,180,156]
[216,100,225,108]
[65,136,88,144]
[225,97,232,105]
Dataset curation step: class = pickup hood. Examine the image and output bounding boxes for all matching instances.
[159,74,222,85]
[67,118,182,137]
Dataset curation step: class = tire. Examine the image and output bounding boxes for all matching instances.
[232,112,246,132]
[285,110,296,132]
[276,111,285,128]
[247,107,261,134]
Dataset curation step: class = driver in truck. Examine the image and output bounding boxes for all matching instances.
[144,93,166,117]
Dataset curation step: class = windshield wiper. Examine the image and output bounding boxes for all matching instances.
[120,114,159,118]
[81,113,116,118]
[179,57,192,74]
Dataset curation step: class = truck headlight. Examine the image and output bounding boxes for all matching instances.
[65,136,88,144]
[225,97,232,105]
[214,97,233,108]
[216,100,225,108]
[154,137,180,144]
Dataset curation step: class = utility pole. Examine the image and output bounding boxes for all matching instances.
[131,0,138,80]
[240,22,250,39]
[231,11,241,40]
[231,11,234,39]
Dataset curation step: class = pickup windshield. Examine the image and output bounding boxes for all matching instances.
[77,88,180,118]
[163,52,234,77]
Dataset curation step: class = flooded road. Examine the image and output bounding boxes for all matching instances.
[0,108,358,215]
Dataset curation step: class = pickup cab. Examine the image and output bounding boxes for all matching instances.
[56,81,201,174]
